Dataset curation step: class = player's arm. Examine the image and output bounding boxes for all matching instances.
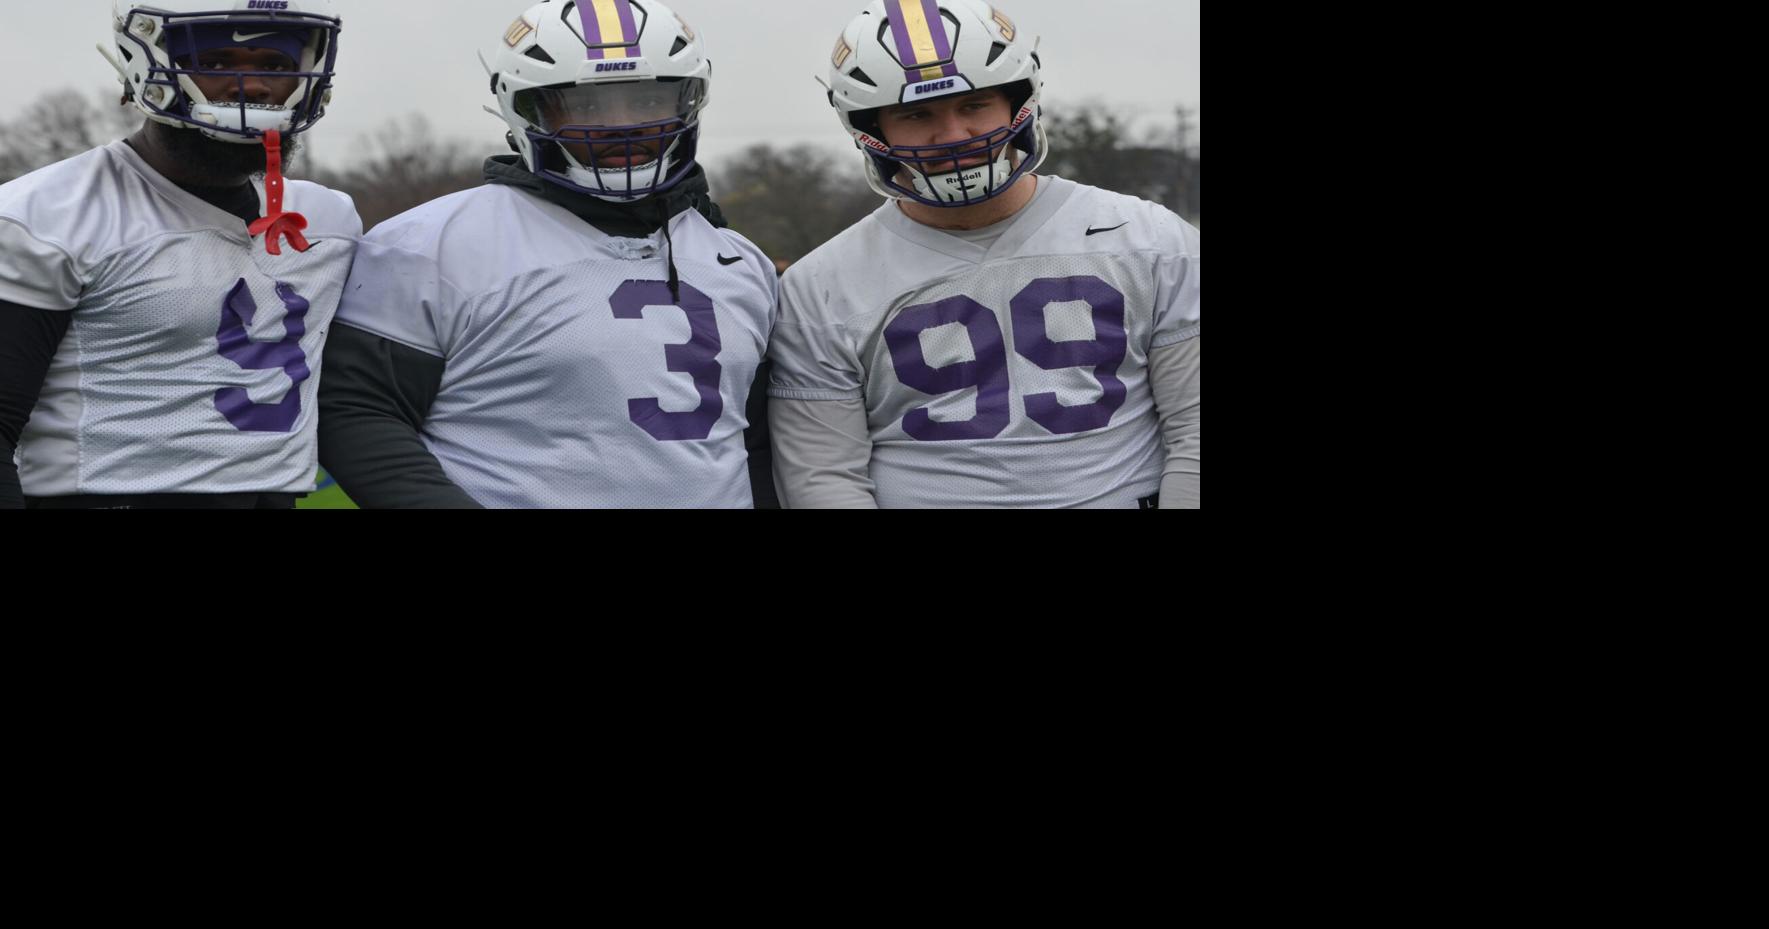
[1148,212,1200,509]
[316,322,483,509]
[766,265,877,509]
[769,395,878,508]
[744,359,779,509]
[0,299,70,509]
[1149,336,1200,509]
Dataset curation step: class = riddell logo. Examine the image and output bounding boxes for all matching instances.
[247,0,289,8]
[595,61,637,72]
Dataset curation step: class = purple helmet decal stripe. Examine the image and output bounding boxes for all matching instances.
[579,0,606,59]
[578,0,604,44]
[890,0,957,84]
[615,0,641,51]
[887,5,920,71]
[580,0,640,60]
[923,0,954,61]
[888,0,955,68]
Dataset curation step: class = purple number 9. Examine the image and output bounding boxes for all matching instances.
[214,278,310,433]
[610,279,724,441]
[884,295,1011,441]
[1009,275,1128,435]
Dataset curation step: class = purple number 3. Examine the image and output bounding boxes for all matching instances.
[610,279,724,441]
[888,276,1128,440]
[214,278,310,433]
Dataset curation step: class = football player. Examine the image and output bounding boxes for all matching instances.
[0,0,359,509]
[769,0,1201,508]
[318,0,778,508]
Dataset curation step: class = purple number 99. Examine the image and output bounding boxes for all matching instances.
[887,276,1129,440]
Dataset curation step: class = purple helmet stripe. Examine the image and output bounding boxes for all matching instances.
[577,2,605,45]
[922,0,954,61]
[891,0,934,69]
[578,0,641,61]
[578,0,606,60]
[891,27,919,73]
[887,8,919,71]
[888,0,959,83]
[615,0,640,51]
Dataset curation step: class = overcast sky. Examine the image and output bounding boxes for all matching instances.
[3,0,1200,171]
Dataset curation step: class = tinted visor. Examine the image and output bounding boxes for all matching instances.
[515,77,706,130]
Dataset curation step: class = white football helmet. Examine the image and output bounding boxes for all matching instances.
[104,0,341,144]
[825,0,1047,207]
[488,0,710,201]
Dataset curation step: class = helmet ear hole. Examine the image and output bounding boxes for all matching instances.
[1002,79,1033,113]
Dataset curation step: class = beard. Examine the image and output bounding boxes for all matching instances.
[147,118,304,181]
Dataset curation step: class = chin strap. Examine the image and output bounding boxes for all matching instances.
[248,130,310,255]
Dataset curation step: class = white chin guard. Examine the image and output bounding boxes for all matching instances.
[560,148,677,202]
[187,103,296,143]
[908,153,1016,205]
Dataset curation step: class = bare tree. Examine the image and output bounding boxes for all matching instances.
[707,144,880,263]
[298,114,486,231]
[1041,105,1200,224]
[0,89,140,183]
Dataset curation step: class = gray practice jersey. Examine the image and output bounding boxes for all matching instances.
[0,140,362,496]
[768,176,1201,508]
[335,184,777,508]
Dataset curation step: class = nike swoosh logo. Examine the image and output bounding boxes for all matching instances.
[717,254,742,265]
[233,31,278,42]
[1085,222,1128,236]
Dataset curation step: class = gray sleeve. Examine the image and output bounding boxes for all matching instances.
[1151,214,1201,348]
[769,396,878,509]
[766,265,866,401]
[1149,336,1200,508]
[317,322,483,509]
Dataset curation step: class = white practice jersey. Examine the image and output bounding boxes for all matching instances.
[335,184,777,508]
[0,140,362,496]
[768,176,1201,508]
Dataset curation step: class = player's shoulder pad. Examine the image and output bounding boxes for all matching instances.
[1065,179,1199,259]
[0,147,114,231]
[357,184,502,255]
[284,179,363,239]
